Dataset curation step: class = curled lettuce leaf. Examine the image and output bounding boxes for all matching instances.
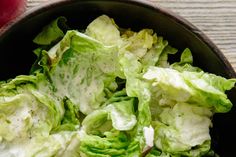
[152,103,212,156]
[33,16,69,46]
[0,73,80,157]
[156,45,178,68]
[106,98,137,131]
[79,130,129,157]
[82,94,137,134]
[85,15,122,46]
[141,37,168,68]
[0,131,80,157]
[122,29,157,59]
[36,31,122,115]
[119,50,153,154]
[171,48,202,72]
[143,66,235,113]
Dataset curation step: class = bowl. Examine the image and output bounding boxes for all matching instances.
[0,0,235,156]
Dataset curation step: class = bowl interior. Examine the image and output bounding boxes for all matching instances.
[0,0,235,156]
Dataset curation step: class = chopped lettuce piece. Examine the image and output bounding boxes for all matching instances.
[122,29,157,59]
[143,66,235,113]
[0,131,80,157]
[141,37,168,68]
[85,15,122,46]
[152,103,212,156]
[106,98,137,131]
[119,50,153,153]
[82,97,137,134]
[0,75,60,142]
[156,45,178,68]
[82,110,111,135]
[39,31,122,115]
[171,48,202,72]
[33,16,68,45]
[79,130,129,157]
[0,73,81,157]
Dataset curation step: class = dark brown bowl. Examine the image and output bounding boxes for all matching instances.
[0,0,235,156]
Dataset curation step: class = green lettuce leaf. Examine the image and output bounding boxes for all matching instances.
[33,16,69,45]
[0,131,80,157]
[146,147,170,157]
[53,97,80,132]
[0,75,60,142]
[79,130,129,157]
[106,98,137,131]
[85,15,122,46]
[141,36,168,68]
[0,71,82,157]
[82,110,112,136]
[82,96,137,134]
[156,45,178,68]
[171,48,202,72]
[143,66,235,113]
[119,50,153,154]
[152,103,212,156]
[121,29,157,59]
[38,30,122,115]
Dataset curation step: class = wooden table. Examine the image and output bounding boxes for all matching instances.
[25,0,236,71]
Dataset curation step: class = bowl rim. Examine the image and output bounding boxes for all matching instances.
[0,0,235,78]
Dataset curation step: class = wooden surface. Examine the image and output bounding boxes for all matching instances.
[153,0,236,71]
[25,0,236,71]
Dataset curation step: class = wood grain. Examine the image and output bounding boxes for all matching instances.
[151,0,236,70]
[24,0,236,71]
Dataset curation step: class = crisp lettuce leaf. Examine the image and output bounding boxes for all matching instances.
[85,15,122,46]
[0,73,81,157]
[178,48,193,64]
[106,98,137,131]
[143,66,235,155]
[82,110,112,136]
[0,92,55,141]
[0,75,60,142]
[55,132,81,157]
[119,51,153,154]
[152,103,212,156]
[121,29,157,59]
[143,66,235,113]
[79,130,129,157]
[146,148,170,157]
[141,37,168,68]
[53,97,80,132]
[33,16,69,45]
[82,96,137,134]
[0,131,80,157]
[0,70,83,157]
[171,48,202,72]
[38,31,122,115]
[156,45,178,68]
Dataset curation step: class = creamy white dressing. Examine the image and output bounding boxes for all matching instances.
[143,126,154,147]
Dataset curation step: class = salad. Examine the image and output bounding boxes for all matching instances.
[0,15,235,157]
